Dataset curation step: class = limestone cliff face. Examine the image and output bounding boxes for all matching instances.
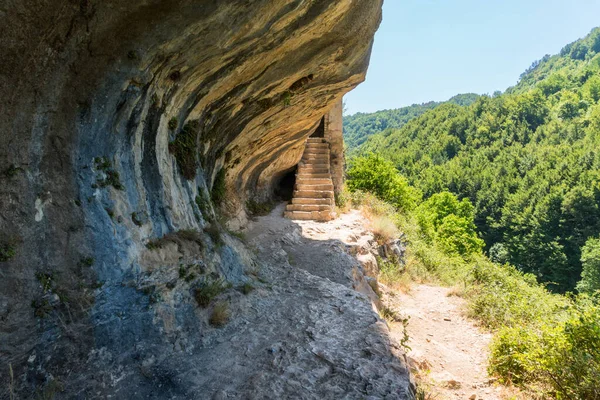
[0,0,383,397]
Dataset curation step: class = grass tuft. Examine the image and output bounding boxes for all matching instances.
[209,302,230,327]
[194,278,226,308]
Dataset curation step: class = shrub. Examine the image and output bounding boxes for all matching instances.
[209,302,230,327]
[169,121,199,180]
[490,295,600,399]
[347,153,421,211]
[239,282,254,295]
[211,168,226,206]
[0,240,16,262]
[436,214,484,256]
[246,199,275,216]
[168,117,178,131]
[194,278,226,307]
[468,260,566,329]
[204,224,223,247]
[94,157,125,190]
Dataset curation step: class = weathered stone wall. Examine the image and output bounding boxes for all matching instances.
[325,99,345,195]
[0,1,383,397]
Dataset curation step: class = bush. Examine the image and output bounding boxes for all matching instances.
[490,294,600,399]
[246,199,275,216]
[0,240,16,262]
[468,260,566,329]
[416,192,483,257]
[169,121,199,180]
[194,278,226,308]
[347,153,421,211]
[211,168,226,206]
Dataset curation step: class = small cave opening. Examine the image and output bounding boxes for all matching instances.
[274,167,297,201]
[310,117,325,138]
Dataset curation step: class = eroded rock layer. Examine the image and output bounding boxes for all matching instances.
[0,0,388,397]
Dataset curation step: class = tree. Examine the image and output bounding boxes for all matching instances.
[577,237,600,294]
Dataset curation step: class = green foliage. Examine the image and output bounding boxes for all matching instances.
[169,120,200,180]
[490,295,600,399]
[346,27,600,398]
[168,117,178,131]
[194,278,226,308]
[354,28,600,292]
[347,153,421,211]
[416,192,483,257]
[343,93,479,151]
[246,199,275,216]
[211,168,226,206]
[94,157,125,191]
[204,224,224,247]
[577,237,600,294]
[239,282,255,295]
[0,240,16,261]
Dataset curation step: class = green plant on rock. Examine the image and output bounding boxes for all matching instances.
[246,199,275,216]
[211,168,226,206]
[194,278,226,308]
[168,117,178,131]
[78,257,94,268]
[239,282,254,295]
[0,240,16,262]
[204,224,224,247]
[282,90,292,107]
[169,120,200,180]
[93,157,125,191]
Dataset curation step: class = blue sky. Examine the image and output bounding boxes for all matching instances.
[345,0,600,114]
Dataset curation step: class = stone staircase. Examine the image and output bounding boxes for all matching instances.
[284,137,336,221]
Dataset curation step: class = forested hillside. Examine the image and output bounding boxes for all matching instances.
[343,93,479,151]
[355,27,600,293]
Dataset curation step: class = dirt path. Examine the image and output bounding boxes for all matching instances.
[243,205,512,399]
[384,285,510,400]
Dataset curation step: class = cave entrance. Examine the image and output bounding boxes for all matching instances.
[310,117,325,138]
[275,167,297,201]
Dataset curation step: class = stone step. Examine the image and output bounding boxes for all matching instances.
[284,210,335,221]
[285,204,332,212]
[296,172,331,179]
[304,143,329,153]
[307,138,327,143]
[300,161,330,168]
[296,177,332,185]
[303,148,329,155]
[303,151,330,157]
[301,157,329,163]
[298,164,330,171]
[291,197,334,205]
[295,183,334,191]
[294,190,334,199]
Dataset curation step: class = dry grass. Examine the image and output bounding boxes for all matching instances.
[369,215,399,244]
[209,302,230,327]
